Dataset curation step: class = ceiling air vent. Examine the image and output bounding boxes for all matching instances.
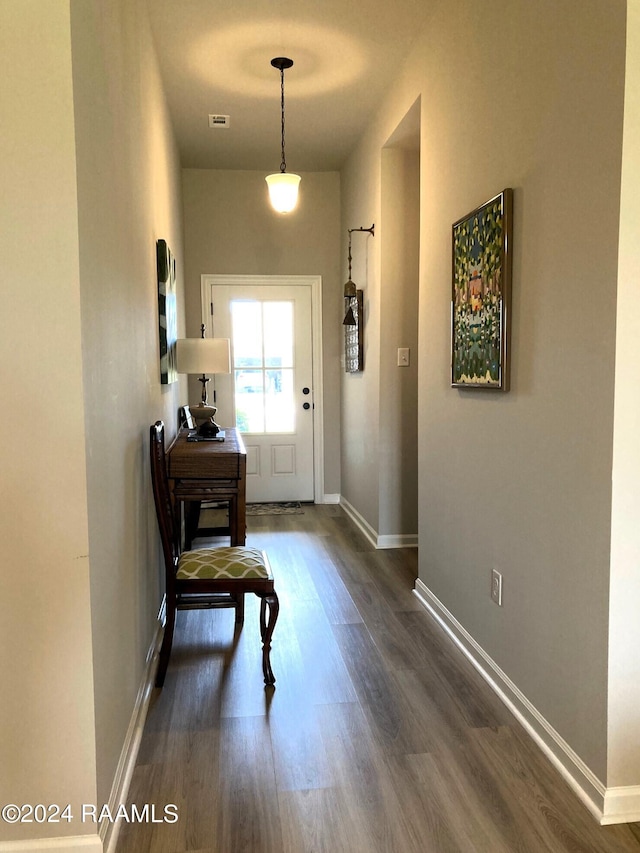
[208,114,230,128]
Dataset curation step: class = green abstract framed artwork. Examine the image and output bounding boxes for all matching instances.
[451,188,513,390]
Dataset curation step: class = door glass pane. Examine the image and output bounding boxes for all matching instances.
[265,368,294,431]
[232,302,263,368]
[234,368,264,433]
[263,302,293,368]
[231,299,295,434]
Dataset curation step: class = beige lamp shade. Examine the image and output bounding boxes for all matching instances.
[175,338,231,375]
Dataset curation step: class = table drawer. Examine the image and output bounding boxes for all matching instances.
[173,479,239,499]
[168,453,240,479]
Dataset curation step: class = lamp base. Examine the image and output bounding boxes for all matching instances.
[187,430,225,442]
[190,402,222,435]
[198,419,223,438]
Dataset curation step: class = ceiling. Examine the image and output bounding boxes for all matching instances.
[146,0,430,172]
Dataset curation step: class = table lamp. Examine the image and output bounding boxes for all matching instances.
[175,325,231,436]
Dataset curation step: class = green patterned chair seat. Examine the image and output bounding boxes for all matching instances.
[177,546,271,581]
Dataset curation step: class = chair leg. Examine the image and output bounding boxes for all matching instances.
[259,592,279,686]
[228,496,238,545]
[155,596,176,688]
[184,500,202,550]
[234,592,245,625]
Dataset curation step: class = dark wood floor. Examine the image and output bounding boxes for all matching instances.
[118,505,640,852]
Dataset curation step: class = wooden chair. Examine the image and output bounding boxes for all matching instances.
[150,420,279,687]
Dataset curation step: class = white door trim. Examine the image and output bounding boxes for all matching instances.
[201,274,324,504]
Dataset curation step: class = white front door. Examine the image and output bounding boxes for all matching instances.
[206,278,317,503]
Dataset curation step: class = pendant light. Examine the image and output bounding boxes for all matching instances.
[265,57,300,213]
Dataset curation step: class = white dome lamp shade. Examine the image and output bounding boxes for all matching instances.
[266,172,301,214]
[265,57,300,214]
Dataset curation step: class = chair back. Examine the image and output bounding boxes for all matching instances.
[150,421,180,573]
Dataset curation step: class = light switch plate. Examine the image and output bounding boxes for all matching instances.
[491,569,503,606]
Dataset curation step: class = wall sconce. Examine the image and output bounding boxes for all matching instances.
[175,324,231,436]
[265,57,301,214]
[343,225,374,372]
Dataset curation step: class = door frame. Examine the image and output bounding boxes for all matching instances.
[201,274,325,503]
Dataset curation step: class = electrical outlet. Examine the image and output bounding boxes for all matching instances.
[491,569,503,606]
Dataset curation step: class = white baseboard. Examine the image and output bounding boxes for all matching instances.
[339,497,418,549]
[339,497,378,548]
[414,578,640,825]
[602,786,640,825]
[101,601,164,853]
[0,835,102,852]
[377,533,419,549]
[322,493,341,504]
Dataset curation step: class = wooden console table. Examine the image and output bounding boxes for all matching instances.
[166,427,247,547]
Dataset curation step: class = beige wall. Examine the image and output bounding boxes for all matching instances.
[1,0,187,842]
[70,0,186,813]
[379,145,420,538]
[341,135,382,528]
[608,0,640,789]
[341,106,421,543]
[0,2,98,845]
[182,169,342,496]
[341,0,626,783]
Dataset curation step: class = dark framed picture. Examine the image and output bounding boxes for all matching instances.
[451,188,513,390]
[344,289,364,372]
[157,239,177,384]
